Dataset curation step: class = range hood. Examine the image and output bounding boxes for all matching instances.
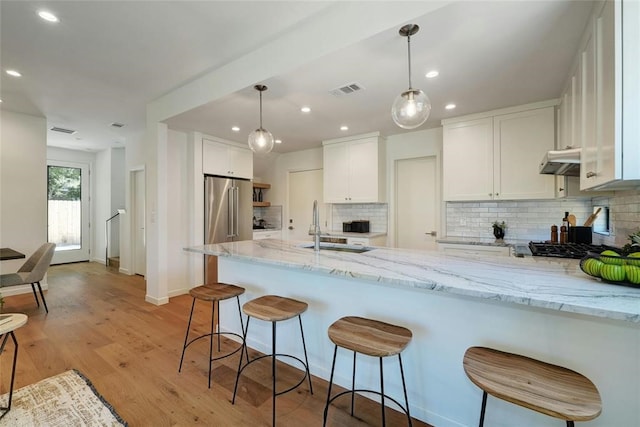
[538,148,581,176]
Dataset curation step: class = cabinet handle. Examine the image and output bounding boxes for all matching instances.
[586,171,597,178]
[426,231,437,236]
[488,193,492,196]
[559,188,565,192]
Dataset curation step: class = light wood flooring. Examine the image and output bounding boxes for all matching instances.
[0,262,432,427]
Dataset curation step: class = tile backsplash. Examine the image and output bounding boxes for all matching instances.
[330,203,388,233]
[446,199,593,241]
[446,190,640,245]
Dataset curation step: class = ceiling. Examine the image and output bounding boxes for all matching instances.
[1,1,595,155]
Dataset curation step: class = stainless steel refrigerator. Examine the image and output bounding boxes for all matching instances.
[204,175,253,283]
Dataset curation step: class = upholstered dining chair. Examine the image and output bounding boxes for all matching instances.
[0,243,56,313]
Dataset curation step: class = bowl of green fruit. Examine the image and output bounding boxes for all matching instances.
[580,250,640,286]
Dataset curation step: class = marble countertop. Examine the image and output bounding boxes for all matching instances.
[321,231,387,239]
[436,236,532,247]
[185,240,640,323]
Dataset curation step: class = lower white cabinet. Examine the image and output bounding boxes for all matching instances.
[253,230,283,240]
[438,243,511,257]
[347,236,387,247]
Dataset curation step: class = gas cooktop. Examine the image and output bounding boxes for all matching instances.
[528,242,619,259]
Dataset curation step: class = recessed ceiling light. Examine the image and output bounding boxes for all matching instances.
[0,99,3,103]
[231,126,240,132]
[340,125,349,131]
[426,70,439,78]
[275,139,282,144]
[6,70,21,77]
[445,103,456,110]
[300,106,311,113]
[38,10,59,23]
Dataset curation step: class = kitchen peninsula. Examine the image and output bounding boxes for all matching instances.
[185,240,639,427]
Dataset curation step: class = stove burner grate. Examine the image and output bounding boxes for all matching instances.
[528,242,618,259]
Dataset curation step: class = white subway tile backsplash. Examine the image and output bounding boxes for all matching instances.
[331,203,388,233]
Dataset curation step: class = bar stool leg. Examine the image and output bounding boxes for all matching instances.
[479,390,487,427]
[398,353,412,427]
[379,357,386,427]
[323,345,338,427]
[567,422,575,427]
[208,299,215,388]
[232,316,251,404]
[298,315,313,394]
[30,283,40,307]
[36,282,48,313]
[236,296,249,364]
[351,351,357,416]
[178,298,196,372]
[271,321,277,427]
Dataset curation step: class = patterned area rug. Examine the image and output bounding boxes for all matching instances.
[0,370,127,426]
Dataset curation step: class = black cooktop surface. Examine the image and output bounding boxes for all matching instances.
[528,242,618,259]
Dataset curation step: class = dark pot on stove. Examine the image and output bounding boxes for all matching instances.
[493,225,505,240]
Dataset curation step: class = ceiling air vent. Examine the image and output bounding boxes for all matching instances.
[110,122,125,128]
[329,82,365,97]
[50,126,77,135]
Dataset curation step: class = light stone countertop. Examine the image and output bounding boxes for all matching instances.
[185,239,640,324]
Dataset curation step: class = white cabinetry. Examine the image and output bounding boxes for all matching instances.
[580,0,640,189]
[437,243,511,257]
[347,235,387,247]
[253,230,283,240]
[323,132,386,203]
[443,102,556,201]
[202,138,253,179]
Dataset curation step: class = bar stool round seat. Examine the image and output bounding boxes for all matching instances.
[232,294,313,426]
[178,282,246,389]
[323,316,413,427]
[463,346,602,427]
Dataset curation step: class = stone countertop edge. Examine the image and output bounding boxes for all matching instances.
[436,236,532,247]
[184,240,640,324]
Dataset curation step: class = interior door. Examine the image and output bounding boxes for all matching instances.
[133,169,146,276]
[47,160,90,264]
[395,156,438,250]
[287,169,325,241]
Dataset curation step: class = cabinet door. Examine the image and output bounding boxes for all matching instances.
[323,143,350,202]
[202,139,229,176]
[443,118,494,201]
[347,139,378,202]
[580,25,599,189]
[227,144,253,179]
[583,1,617,188]
[495,107,556,200]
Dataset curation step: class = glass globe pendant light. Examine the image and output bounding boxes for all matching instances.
[391,24,431,129]
[248,84,274,155]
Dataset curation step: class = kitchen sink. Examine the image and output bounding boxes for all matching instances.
[298,243,373,254]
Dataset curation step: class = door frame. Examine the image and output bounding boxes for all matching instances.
[47,159,91,264]
[128,166,146,276]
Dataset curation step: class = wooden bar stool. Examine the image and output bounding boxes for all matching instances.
[178,283,246,388]
[323,316,413,427]
[463,346,602,427]
[232,294,313,426]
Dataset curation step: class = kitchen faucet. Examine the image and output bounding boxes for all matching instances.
[311,199,321,252]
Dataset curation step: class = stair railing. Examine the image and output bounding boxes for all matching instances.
[105,212,120,267]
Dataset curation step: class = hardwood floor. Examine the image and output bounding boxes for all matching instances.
[0,262,432,426]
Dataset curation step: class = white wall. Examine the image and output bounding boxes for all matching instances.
[0,111,47,277]
[95,149,110,263]
[110,147,126,257]
[166,129,191,296]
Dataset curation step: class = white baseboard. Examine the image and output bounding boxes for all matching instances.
[0,282,48,296]
[118,267,130,274]
[145,294,169,305]
[168,287,189,298]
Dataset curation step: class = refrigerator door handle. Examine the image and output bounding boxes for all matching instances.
[227,186,234,238]
[234,186,240,237]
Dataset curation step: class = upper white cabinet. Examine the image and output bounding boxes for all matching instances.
[323,132,386,203]
[579,0,640,189]
[443,102,557,201]
[202,138,253,179]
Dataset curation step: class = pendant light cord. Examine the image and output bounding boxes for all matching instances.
[259,90,263,129]
[407,34,413,90]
